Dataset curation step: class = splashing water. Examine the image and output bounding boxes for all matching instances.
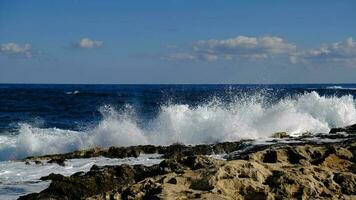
[0,91,355,160]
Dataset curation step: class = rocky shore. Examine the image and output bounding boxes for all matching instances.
[19,124,356,200]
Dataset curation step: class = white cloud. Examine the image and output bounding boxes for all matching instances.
[165,53,197,61]
[167,35,296,62]
[0,42,33,58]
[290,37,356,65]
[75,37,103,49]
[165,52,218,62]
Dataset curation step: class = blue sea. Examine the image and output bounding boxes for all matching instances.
[0,84,356,161]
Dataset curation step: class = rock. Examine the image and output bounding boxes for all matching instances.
[47,158,66,166]
[190,174,216,191]
[19,137,356,200]
[262,150,278,163]
[333,172,356,195]
[286,148,306,164]
[40,173,65,181]
[167,177,177,184]
[19,164,137,200]
[23,141,247,163]
[335,147,353,160]
[182,155,217,170]
[34,160,42,165]
[133,164,163,182]
[330,123,356,134]
[121,178,163,199]
[271,132,289,138]
[107,147,140,158]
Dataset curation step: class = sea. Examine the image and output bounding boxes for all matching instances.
[0,84,356,199]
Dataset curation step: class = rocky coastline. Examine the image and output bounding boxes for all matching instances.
[19,124,356,200]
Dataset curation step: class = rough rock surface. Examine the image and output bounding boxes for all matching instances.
[19,124,356,200]
[330,124,356,134]
[19,141,356,200]
[23,141,250,164]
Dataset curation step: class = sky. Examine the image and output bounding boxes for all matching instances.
[0,0,356,84]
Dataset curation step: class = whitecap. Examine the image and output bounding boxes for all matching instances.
[0,91,355,160]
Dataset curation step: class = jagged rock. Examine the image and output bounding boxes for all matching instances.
[19,164,137,200]
[23,141,248,163]
[330,123,356,134]
[262,150,278,163]
[271,132,289,138]
[19,137,356,200]
[34,160,42,165]
[121,178,163,199]
[40,173,64,181]
[22,126,355,164]
[167,177,177,184]
[47,158,66,166]
[333,172,356,195]
[107,147,141,158]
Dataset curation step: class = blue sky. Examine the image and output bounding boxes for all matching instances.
[0,0,356,83]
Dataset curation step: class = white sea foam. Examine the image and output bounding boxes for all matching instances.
[0,91,355,160]
[326,86,356,90]
[326,86,343,89]
[65,90,79,95]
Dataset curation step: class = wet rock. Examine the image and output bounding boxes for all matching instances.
[40,173,64,181]
[47,158,66,166]
[106,147,141,158]
[19,164,137,200]
[330,123,356,134]
[23,141,247,163]
[34,160,42,165]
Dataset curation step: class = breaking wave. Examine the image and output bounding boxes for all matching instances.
[326,86,356,90]
[0,91,355,160]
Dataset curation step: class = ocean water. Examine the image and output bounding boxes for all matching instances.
[0,84,356,199]
[1,84,356,161]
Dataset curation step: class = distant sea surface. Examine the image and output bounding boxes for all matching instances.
[0,84,356,160]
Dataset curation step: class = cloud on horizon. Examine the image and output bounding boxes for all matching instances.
[165,36,356,68]
[165,36,296,62]
[290,37,356,66]
[0,42,33,58]
[74,37,103,49]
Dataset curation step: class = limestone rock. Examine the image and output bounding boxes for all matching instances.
[19,134,356,200]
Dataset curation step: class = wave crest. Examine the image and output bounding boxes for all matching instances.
[0,91,355,160]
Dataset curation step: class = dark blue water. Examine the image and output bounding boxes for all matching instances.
[1,84,356,134]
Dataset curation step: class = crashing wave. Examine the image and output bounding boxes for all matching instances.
[0,91,355,160]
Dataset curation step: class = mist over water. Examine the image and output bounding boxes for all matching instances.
[1,90,355,161]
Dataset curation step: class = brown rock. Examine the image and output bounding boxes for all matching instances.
[271,132,289,138]
[20,139,356,200]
